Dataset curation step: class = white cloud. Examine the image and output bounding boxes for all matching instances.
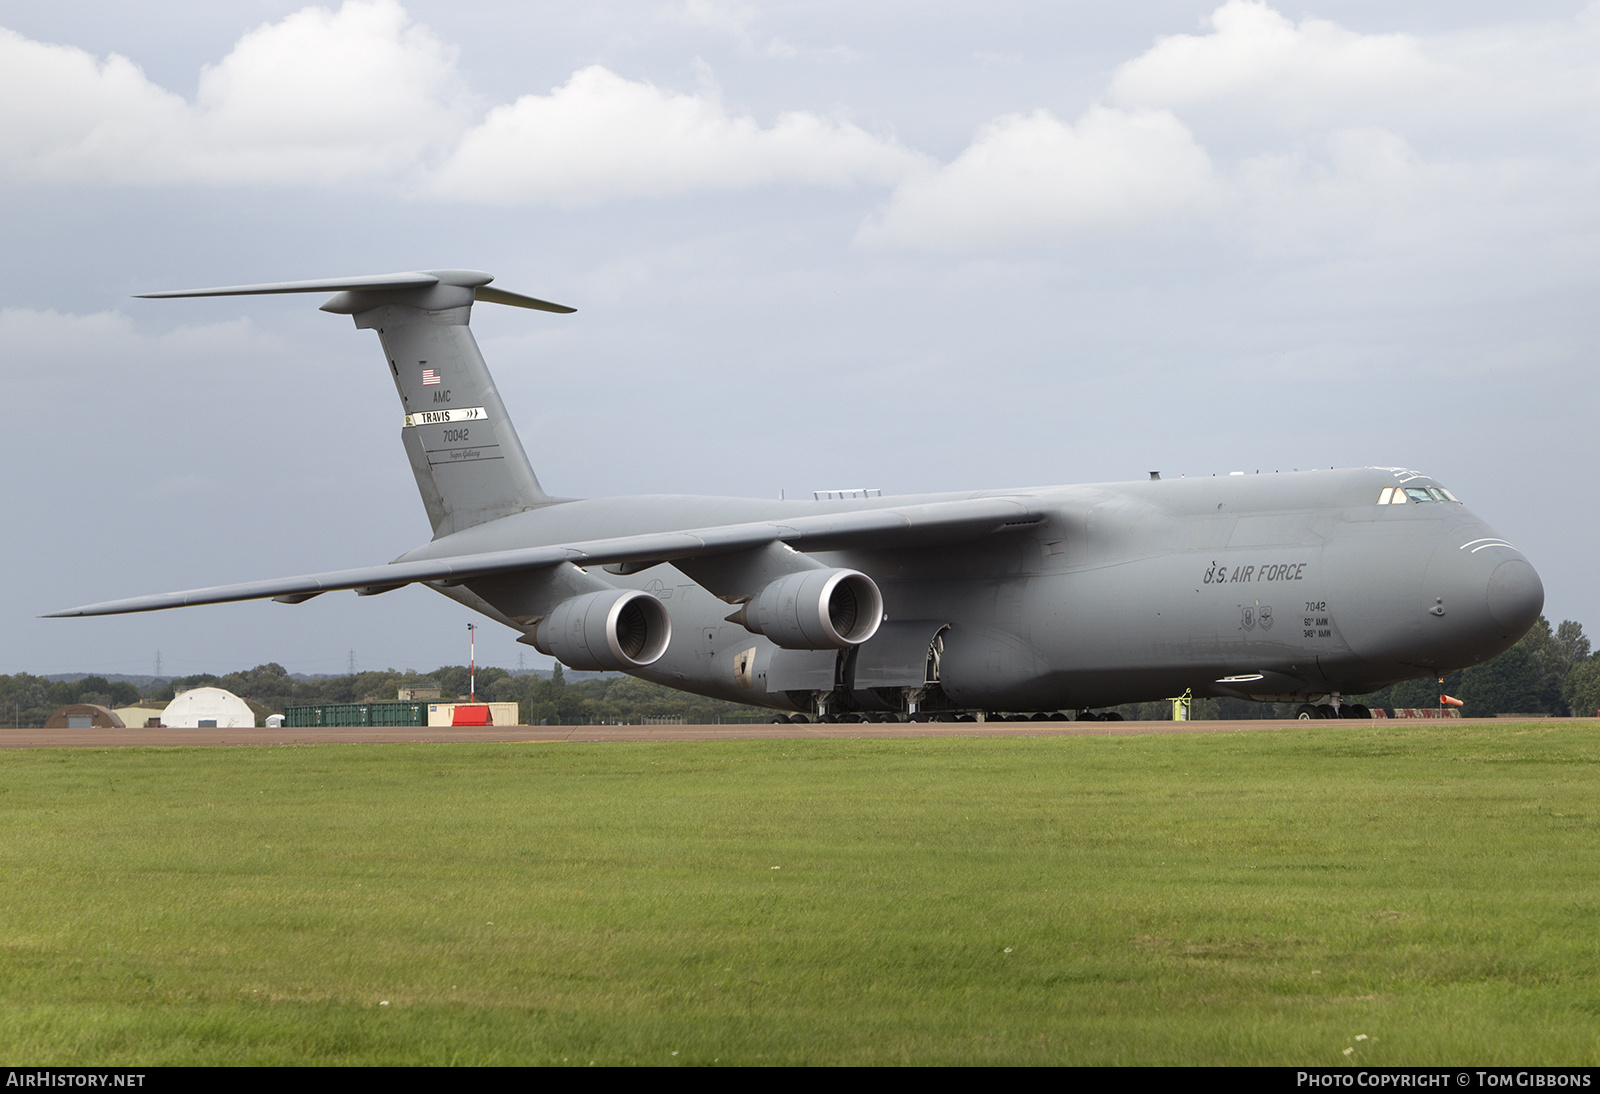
[0,1,906,202]
[431,65,924,207]
[1100,1,1600,257]
[860,2,1600,255]
[1109,0,1600,146]
[0,29,191,184]
[188,0,468,178]
[6,0,1600,246]
[0,0,465,186]
[1108,0,1444,131]
[858,106,1217,251]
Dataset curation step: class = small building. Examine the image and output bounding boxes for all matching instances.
[427,702,519,727]
[162,686,256,728]
[112,705,166,728]
[397,686,441,701]
[44,704,125,729]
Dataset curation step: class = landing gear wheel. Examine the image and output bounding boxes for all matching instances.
[1315,704,1338,719]
[1103,712,1124,721]
[1295,704,1319,720]
[1030,712,1053,721]
[789,714,809,724]
[1343,704,1372,719]
[770,715,791,724]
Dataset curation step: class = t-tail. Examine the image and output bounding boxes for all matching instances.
[138,270,574,537]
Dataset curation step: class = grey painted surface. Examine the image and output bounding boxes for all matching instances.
[52,277,1545,715]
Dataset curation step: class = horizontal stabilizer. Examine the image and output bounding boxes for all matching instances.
[136,270,574,313]
[136,272,458,298]
[46,496,1042,618]
[475,286,576,313]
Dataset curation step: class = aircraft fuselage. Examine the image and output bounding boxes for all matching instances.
[411,465,1542,713]
[74,272,1542,718]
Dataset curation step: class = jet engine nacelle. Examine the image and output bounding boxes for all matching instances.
[534,588,671,671]
[744,568,884,650]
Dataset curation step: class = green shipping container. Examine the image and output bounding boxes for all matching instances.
[283,702,426,728]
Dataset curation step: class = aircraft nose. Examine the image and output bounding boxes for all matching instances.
[1486,557,1543,633]
[1417,527,1544,668]
[1332,513,1543,675]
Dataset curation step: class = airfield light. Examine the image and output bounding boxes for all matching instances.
[469,623,477,702]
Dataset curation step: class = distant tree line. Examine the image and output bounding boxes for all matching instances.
[0,675,144,728]
[0,662,768,728]
[1361,615,1597,720]
[4,614,1595,727]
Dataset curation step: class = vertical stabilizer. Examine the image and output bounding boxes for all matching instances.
[353,302,550,536]
[138,269,573,537]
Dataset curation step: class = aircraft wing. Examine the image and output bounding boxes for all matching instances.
[46,496,1043,617]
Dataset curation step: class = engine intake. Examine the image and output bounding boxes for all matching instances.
[744,568,884,649]
[533,588,671,671]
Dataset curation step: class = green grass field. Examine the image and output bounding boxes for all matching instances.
[2,723,1598,1065]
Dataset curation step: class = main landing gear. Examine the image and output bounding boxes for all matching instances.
[1294,703,1372,720]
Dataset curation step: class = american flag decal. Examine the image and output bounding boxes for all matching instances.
[422,368,441,386]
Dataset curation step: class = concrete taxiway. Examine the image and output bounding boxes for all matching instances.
[0,718,1572,748]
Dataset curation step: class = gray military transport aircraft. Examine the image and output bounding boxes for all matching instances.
[50,270,1546,722]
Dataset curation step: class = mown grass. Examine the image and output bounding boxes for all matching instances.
[2,723,1598,1065]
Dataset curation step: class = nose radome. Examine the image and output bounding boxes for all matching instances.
[1486,558,1543,632]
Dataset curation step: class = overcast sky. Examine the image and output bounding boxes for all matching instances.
[2,0,1596,678]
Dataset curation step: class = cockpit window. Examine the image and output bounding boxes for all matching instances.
[1379,481,1462,505]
